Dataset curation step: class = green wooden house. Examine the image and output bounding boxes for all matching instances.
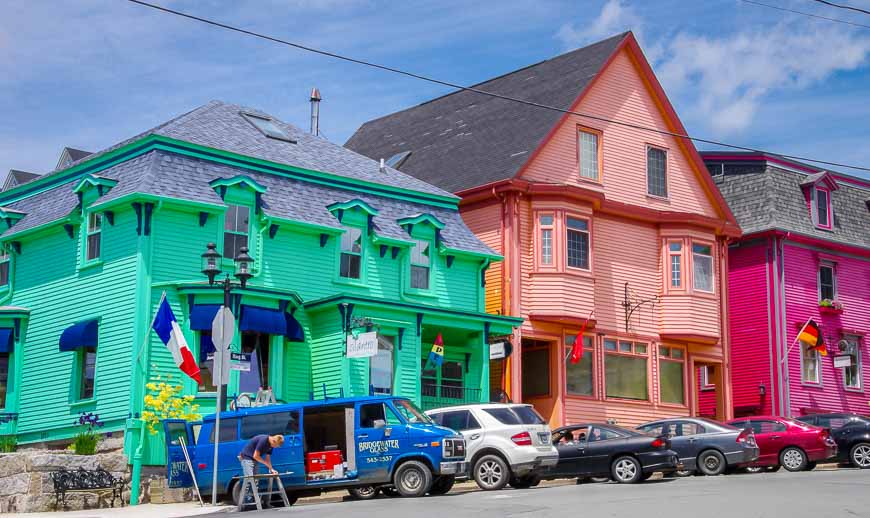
[0,101,520,464]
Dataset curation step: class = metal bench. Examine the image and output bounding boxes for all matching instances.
[49,468,126,510]
[236,471,292,511]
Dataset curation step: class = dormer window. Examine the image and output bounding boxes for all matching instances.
[223,205,250,259]
[0,249,8,287]
[339,226,363,280]
[86,212,102,261]
[410,239,431,290]
[814,187,832,229]
[241,112,294,142]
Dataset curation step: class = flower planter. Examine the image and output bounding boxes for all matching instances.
[819,305,844,315]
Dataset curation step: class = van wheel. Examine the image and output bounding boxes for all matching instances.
[348,486,380,500]
[698,450,727,476]
[473,454,510,491]
[611,456,642,484]
[429,475,455,495]
[780,447,807,472]
[394,460,433,497]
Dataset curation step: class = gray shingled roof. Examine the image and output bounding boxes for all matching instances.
[2,150,491,255]
[49,101,454,200]
[3,170,40,191]
[345,33,629,193]
[710,163,870,250]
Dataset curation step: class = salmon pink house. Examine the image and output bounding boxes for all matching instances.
[703,152,870,418]
[348,33,741,427]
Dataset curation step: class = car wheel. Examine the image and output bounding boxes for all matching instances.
[780,447,808,472]
[850,443,870,469]
[509,474,540,489]
[429,475,456,495]
[394,460,433,497]
[611,456,643,484]
[348,486,379,500]
[698,450,727,476]
[473,454,510,491]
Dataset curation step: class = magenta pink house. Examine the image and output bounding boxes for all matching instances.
[703,152,870,418]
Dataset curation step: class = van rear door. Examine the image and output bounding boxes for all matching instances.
[164,419,197,489]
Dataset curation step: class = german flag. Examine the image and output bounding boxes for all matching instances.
[798,319,827,356]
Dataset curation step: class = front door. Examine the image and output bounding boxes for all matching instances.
[355,401,406,483]
[521,338,556,424]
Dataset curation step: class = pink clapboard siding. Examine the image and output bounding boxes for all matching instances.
[520,50,719,219]
[728,241,775,416]
[781,243,870,415]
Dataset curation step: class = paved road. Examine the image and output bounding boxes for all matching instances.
[208,469,870,518]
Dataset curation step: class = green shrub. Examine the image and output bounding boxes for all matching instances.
[0,435,16,453]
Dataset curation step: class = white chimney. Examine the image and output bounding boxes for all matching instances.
[379,158,386,174]
[310,87,322,136]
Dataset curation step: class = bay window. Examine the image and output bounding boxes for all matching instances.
[692,243,713,292]
[565,335,593,396]
[339,226,363,279]
[605,338,648,400]
[659,346,685,405]
[223,204,250,259]
[539,214,554,266]
[566,217,590,270]
[668,241,682,289]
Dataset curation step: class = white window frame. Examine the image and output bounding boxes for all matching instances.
[0,249,9,287]
[223,204,250,260]
[86,212,102,261]
[692,242,714,293]
[410,238,431,290]
[801,341,821,385]
[843,336,862,391]
[339,225,363,280]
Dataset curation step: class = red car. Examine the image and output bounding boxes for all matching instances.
[727,416,837,472]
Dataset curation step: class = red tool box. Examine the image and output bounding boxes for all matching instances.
[306,450,343,473]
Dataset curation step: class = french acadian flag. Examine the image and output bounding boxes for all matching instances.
[153,298,201,383]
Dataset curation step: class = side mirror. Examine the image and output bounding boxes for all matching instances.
[373,419,387,429]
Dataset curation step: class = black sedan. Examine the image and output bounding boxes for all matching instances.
[543,424,680,483]
[636,417,759,476]
[797,413,870,469]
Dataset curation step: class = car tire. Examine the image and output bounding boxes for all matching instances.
[611,456,643,484]
[697,450,727,476]
[429,475,456,495]
[394,460,433,497]
[850,443,870,469]
[780,447,808,472]
[508,474,540,489]
[473,454,510,491]
[348,486,380,500]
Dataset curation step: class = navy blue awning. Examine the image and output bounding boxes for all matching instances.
[240,305,286,336]
[0,329,12,353]
[285,313,304,342]
[59,319,98,352]
[199,333,216,362]
[190,304,220,331]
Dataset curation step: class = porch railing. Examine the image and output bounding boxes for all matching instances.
[421,384,482,411]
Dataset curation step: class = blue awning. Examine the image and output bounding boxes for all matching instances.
[199,333,216,362]
[59,319,99,352]
[0,329,12,353]
[189,304,220,331]
[240,306,287,336]
[285,313,304,342]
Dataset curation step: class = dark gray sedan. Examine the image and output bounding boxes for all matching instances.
[636,417,759,476]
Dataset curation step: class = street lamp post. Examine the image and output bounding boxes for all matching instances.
[200,242,253,505]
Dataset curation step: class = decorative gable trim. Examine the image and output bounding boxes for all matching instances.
[397,213,445,232]
[327,199,380,220]
[209,175,268,198]
[0,208,26,231]
[72,175,118,197]
[799,171,840,192]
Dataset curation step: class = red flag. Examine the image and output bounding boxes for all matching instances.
[569,311,594,364]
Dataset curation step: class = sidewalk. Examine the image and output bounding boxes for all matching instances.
[0,502,233,518]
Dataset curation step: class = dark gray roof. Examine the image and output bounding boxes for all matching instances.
[2,150,491,255]
[708,160,870,250]
[3,170,40,191]
[51,101,454,199]
[64,148,92,162]
[345,33,629,193]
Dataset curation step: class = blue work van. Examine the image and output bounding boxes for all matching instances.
[164,396,467,504]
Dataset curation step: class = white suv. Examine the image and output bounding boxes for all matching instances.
[426,404,558,491]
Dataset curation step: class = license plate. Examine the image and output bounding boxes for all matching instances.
[538,432,550,443]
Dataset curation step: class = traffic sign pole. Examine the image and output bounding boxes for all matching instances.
[210,305,235,506]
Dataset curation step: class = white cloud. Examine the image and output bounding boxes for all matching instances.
[556,0,641,48]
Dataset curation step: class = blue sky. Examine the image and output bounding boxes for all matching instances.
[1,0,869,179]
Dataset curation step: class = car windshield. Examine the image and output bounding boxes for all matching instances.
[393,399,433,424]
